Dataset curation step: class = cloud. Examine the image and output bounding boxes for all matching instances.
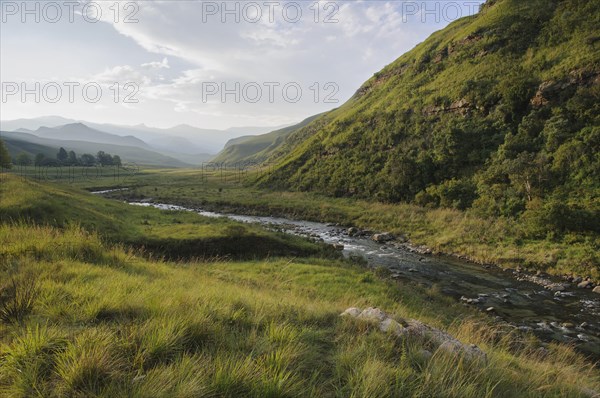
[1,0,485,128]
[141,57,170,69]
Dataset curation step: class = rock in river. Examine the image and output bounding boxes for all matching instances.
[372,233,394,243]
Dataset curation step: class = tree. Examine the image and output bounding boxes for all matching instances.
[34,153,46,166]
[15,152,32,166]
[68,150,78,165]
[80,153,96,166]
[97,151,113,166]
[112,155,122,166]
[57,147,68,164]
[0,139,11,169]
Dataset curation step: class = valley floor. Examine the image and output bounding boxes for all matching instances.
[77,167,599,280]
[1,172,599,397]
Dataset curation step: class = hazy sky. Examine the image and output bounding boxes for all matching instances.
[0,0,484,129]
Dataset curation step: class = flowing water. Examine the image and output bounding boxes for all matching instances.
[126,200,600,360]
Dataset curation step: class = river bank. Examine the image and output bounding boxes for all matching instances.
[114,197,600,360]
[100,179,599,284]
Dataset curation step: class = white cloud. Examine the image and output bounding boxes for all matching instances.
[1,0,485,129]
[141,57,170,69]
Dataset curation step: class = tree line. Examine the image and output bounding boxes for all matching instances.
[0,140,122,168]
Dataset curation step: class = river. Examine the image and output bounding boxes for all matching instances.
[125,200,600,360]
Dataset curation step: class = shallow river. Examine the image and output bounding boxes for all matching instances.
[128,201,600,360]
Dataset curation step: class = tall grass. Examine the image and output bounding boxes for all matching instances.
[1,223,599,397]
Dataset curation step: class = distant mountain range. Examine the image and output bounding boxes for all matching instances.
[1,129,190,167]
[0,117,294,166]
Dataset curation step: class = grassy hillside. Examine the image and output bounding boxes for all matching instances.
[259,0,599,241]
[1,178,599,396]
[2,136,58,159]
[212,114,323,164]
[0,175,331,260]
[1,131,189,167]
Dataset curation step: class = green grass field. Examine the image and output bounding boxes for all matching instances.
[0,173,599,397]
[53,167,599,280]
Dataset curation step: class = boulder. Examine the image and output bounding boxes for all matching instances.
[341,307,487,363]
[577,281,592,289]
[340,307,361,318]
[372,233,394,243]
[593,286,600,294]
[439,341,487,362]
[347,227,360,236]
[380,318,406,336]
[357,307,388,322]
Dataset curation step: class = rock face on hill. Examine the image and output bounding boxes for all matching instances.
[259,0,599,238]
[341,307,487,362]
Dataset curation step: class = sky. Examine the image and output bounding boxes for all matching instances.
[0,0,485,129]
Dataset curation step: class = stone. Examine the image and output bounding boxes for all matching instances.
[357,307,388,322]
[372,233,394,243]
[340,307,361,318]
[562,322,575,329]
[347,227,360,236]
[438,341,487,362]
[486,307,495,312]
[593,286,600,294]
[341,307,487,363]
[380,318,406,336]
[547,284,566,292]
[578,281,592,289]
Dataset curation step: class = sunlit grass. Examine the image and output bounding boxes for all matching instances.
[0,222,598,397]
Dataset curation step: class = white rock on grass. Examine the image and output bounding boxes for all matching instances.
[340,307,362,317]
[380,318,407,336]
[340,307,487,363]
[356,307,388,322]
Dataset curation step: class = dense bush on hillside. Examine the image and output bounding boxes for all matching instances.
[262,0,600,238]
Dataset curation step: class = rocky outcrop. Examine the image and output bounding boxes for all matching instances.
[423,98,473,116]
[531,70,599,107]
[341,307,487,362]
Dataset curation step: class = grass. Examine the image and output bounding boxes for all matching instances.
[0,174,335,261]
[1,221,599,397]
[62,167,599,279]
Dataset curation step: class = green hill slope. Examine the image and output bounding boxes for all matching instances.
[0,175,332,260]
[1,131,190,167]
[212,114,323,164]
[262,0,599,238]
[2,136,58,159]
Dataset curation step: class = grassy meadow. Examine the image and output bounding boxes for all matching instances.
[0,172,599,397]
[64,167,599,280]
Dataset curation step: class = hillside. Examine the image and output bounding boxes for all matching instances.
[260,0,599,239]
[2,136,58,159]
[0,130,190,167]
[213,114,323,164]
